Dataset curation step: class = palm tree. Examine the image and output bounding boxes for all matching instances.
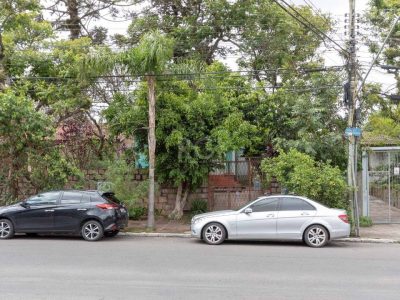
[82,31,174,230]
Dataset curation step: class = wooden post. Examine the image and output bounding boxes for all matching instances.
[228,190,232,210]
[248,158,252,201]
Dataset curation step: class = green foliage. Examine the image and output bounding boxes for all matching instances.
[0,89,81,197]
[261,149,348,209]
[124,0,330,72]
[359,216,373,227]
[190,199,208,216]
[104,158,149,213]
[128,206,147,220]
[105,62,258,190]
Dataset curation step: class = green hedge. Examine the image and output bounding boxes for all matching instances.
[261,149,348,209]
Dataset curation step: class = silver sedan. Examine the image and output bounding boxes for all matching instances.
[191,195,350,247]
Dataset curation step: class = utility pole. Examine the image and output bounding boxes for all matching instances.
[347,0,360,236]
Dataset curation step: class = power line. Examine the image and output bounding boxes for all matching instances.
[273,0,349,56]
[12,66,345,82]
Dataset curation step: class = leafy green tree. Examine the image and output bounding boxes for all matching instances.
[367,0,400,84]
[229,70,347,169]
[0,89,80,200]
[261,149,348,209]
[83,30,174,228]
[121,0,331,77]
[44,0,135,41]
[105,62,258,219]
[0,0,52,89]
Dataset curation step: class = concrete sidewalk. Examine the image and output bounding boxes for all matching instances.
[359,224,400,241]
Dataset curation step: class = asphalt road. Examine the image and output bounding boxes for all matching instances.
[1,235,399,300]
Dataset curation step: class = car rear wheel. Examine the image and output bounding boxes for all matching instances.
[202,222,226,245]
[304,225,329,248]
[104,230,119,238]
[81,220,104,241]
[0,219,14,240]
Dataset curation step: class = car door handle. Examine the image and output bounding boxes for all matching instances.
[77,208,87,211]
[266,214,275,218]
[45,209,54,212]
[301,212,310,216]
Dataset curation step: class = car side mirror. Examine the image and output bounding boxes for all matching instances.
[20,202,29,208]
[244,208,252,214]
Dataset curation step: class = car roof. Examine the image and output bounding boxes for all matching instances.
[39,190,113,195]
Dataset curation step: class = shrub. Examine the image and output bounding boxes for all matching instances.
[190,199,208,216]
[359,216,373,227]
[261,149,348,209]
[104,158,149,216]
[129,206,147,220]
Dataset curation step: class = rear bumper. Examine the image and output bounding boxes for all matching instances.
[330,226,351,239]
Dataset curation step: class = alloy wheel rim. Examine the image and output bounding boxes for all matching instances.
[307,227,326,246]
[205,225,222,243]
[0,221,11,238]
[84,223,100,240]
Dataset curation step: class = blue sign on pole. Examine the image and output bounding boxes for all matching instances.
[345,127,362,137]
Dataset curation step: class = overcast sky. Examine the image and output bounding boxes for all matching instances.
[292,0,395,91]
[90,0,395,91]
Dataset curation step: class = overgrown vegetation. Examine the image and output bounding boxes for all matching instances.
[261,149,348,209]
[1,0,397,227]
[104,158,149,220]
[359,216,373,227]
[190,199,208,217]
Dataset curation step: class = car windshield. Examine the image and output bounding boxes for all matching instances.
[236,199,256,211]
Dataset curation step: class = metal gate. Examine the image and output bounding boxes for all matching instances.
[363,147,400,223]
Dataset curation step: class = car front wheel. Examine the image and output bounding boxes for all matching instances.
[81,220,104,241]
[304,225,329,248]
[202,222,226,245]
[0,219,15,240]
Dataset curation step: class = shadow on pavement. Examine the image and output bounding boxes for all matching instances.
[189,238,351,248]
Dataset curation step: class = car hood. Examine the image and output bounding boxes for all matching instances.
[0,203,23,214]
[193,210,236,219]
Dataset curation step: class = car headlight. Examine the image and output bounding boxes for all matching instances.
[191,217,205,224]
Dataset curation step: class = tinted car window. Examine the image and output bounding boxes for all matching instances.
[82,194,91,203]
[250,198,279,212]
[26,192,60,206]
[61,192,82,204]
[90,194,106,203]
[280,197,315,211]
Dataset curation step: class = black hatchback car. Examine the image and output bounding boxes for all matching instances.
[0,190,128,241]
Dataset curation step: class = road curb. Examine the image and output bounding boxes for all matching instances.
[121,232,400,243]
[336,237,400,244]
[121,232,191,238]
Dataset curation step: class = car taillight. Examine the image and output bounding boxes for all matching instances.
[96,203,118,210]
[339,214,349,224]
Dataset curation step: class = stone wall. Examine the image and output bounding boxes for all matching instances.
[157,186,209,213]
[1,169,279,214]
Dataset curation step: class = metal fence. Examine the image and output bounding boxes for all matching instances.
[207,157,268,211]
[208,187,266,211]
[364,148,400,223]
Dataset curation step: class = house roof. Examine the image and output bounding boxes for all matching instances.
[361,131,400,147]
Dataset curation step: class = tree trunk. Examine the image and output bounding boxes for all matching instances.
[146,75,156,230]
[7,157,19,200]
[66,0,81,39]
[169,182,189,220]
[0,32,7,90]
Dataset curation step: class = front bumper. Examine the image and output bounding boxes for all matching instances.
[191,222,203,238]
